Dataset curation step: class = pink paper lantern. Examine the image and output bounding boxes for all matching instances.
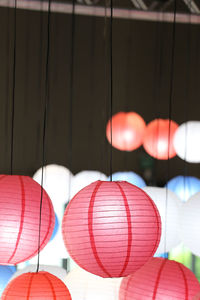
[119,258,200,300]
[1,271,71,299]
[106,112,146,151]
[0,175,55,265]
[62,181,161,278]
[143,119,178,159]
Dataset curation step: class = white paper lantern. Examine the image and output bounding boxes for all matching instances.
[174,121,200,163]
[11,265,67,283]
[70,170,107,198]
[64,267,122,300]
[179,192,200,257]
[143,187,181,254]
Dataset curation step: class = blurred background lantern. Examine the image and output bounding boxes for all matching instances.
[179,192,200,257]
[109,171,146,188]
[0,266,16,297]
[143,187,181,254]
[50,213,59,241]
[65,267,122,300]
[62,180,161,278]
[174,121,200,163]
[0,175,55,265]
[119,258,200,300]
[1,271,71,300]
[166,175,200,202]
[106,112,146,151]
[143,119,178,160]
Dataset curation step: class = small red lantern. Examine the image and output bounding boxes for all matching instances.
[143,119,178,159]
[1,271,72,300]
[119,258,200,300]
[106,112,146,151]
[62,181,161,278]
[0,175,55,265]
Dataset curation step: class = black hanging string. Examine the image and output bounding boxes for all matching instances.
[36,0,51,273]
[109,0,113,181]
[164,0,177,254]
[10,0,17,175]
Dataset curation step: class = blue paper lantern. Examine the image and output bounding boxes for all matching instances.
[109,171,146,188]
[166,176,200,202]
[50,213,59,241]
[0,265,16,296]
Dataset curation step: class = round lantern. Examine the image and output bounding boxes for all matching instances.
[174,121,200,163]
[143,187,181,254]
[65,267,122,300]
[62,180,161,278]
[179,192,200,257]
[0,175,55,265]
[0,266,16,296]
[119,258,200,300]
[70,170,107,198]
[1,271,71,300]
[11,265,67,283]
[110,171,146,188]
[106,112,146,151]
[143,118,178,159]
[166,175,200,202]
[50,213,59,241]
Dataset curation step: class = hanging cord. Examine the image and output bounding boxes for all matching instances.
[36,0,51,273]
[10,0,17,175]
[164,0,177,254]
[109,0,113,181]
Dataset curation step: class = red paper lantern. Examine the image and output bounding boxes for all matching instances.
[62,181,161,278]
[1,271,71,299]
[143,119,178,159]
[119,258,200,300]
[106,112,146,151]
[0,175,55,265]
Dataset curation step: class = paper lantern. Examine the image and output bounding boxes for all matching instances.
[70,170,107,198]
[0,175,55,265]
[143,119,178,159]
[1,271,71,300]
[110,171,146,188]
[106,112,146,151]
[64,267,122,300]
[50,214,59,241]
[0,266,16,296]
[119,258,200,300]
[143,187,181,254]
[166,175,200,202]
[174,121,200,163]
[11,265,67,283]
[62,180,161,278]
[179,192,200,257]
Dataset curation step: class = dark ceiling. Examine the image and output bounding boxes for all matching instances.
[0,4,200,185]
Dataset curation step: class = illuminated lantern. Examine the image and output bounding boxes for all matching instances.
[0,266,16,296]
[1,271,71,300]
[106,112,146,151]
[11,265,67,283]
[179,192,200,256]
[0,175,55,265]
[70,170,107,198]
[62,180,161,278]
[174,121,200,163]
[119,258,200,300]
[143,119,178,159]
[143,187,180,254]
[166,175,200,202]
[110,171,146,188]
[65,267,122,300]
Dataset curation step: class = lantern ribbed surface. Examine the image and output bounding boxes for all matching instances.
[62,180,161,278]
[119,258,200,300]
[0,175,55,265]
[106,112,146,151]
[1,271,71,300]
[143,119,178,160]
